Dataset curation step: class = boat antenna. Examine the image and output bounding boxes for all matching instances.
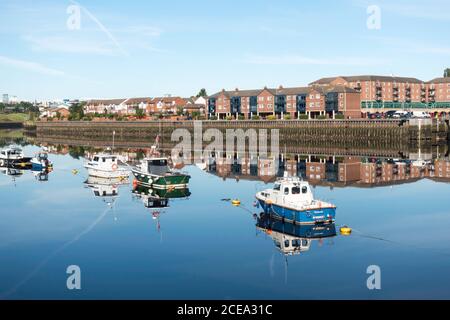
[284,255,288,285]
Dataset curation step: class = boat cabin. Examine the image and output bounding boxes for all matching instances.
[144,196,169,209]
[91,154,118,165]
[0,147,24,159]
[261,177,315,206]
[143,157,170,175]
[270,231,311,256]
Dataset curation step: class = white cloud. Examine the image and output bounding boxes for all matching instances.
[0,55,65,76]
[242,54,387,66]
[24,35,117,56]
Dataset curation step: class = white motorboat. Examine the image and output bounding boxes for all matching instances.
[0,147,32,166]
[84,153,130,179]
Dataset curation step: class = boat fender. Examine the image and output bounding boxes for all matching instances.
[112,164,118,171]
[340,226,352,236]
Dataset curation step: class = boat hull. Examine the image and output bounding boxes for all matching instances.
[132,169,190,189]
[86,167,129,179]
[0,157,32,167]
[257,198,336,224]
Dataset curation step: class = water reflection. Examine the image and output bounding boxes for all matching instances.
[256,213,336,256]
[4,132,450,299]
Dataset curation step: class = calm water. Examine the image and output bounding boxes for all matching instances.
[2,139,450,299]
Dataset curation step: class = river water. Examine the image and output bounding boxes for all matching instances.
[1,132,450,299]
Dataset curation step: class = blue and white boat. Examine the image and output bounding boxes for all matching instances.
[255,174,336,224]
[31,152,52,171]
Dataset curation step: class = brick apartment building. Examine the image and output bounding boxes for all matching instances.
[310,75,450,115]
[208,85,361,119]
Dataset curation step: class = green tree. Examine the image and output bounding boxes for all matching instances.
[445,68,450,78]
[136,108,145,119]
[196,88,208,98]
[69,102,86,120]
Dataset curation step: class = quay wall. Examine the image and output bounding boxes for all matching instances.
[29,119,448,149]
[0,122,23,129]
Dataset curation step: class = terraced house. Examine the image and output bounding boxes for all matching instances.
[208,85,361,119]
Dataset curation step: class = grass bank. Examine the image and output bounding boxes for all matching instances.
[0,113,31,122]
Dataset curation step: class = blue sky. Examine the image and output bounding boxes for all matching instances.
[0,0,449,101]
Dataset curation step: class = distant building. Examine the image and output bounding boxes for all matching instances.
[2,94,9,104]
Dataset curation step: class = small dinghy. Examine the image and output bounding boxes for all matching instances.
[255,173,336,224]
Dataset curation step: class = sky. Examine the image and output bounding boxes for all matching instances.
[0,0,449,101]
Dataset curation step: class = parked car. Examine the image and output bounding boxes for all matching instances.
[368,112,382,119]
[410,111,431,119]
[392,110,411,119]
[384,110,397,119]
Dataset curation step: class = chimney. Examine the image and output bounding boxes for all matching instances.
[278,85,283,89]
[235,88,239,92]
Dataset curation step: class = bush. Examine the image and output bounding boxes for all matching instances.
[334,114,345,119]
[298,114,309,120]
[238,115,245,120]
[266,115,277,120]
[209,115,217,120]
[283,114,291,120]
[317,115,327,120]
[225,115,233,121]
[251,115,260,120]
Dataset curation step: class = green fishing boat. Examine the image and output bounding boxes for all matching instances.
[131,157,190,189]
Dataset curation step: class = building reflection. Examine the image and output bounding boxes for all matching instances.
[256,213,336,256]
[201,150,447,188]
[33,142,450,187]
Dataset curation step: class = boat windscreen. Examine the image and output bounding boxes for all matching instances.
[148,160,169,175]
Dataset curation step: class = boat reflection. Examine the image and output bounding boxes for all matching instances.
[132,182,191,208]
[84,175,129,207]
[32,168,53,182]
[256,213,336,256]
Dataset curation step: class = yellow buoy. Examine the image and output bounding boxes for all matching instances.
[340,226,352,236]
[72,169,78,175]
[231,199,241,206]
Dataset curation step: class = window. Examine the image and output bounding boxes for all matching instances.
[302,186,308,194]
[292,186,300,194]
[284,240,290,248]
[316,94,320,99]
[284,187,289,195]
[273,183,281,191]
[94,157,99,162]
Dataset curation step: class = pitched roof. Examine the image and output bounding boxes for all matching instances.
[427,77,450,84]
[86,99,127,106]
[310,75,424,85]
